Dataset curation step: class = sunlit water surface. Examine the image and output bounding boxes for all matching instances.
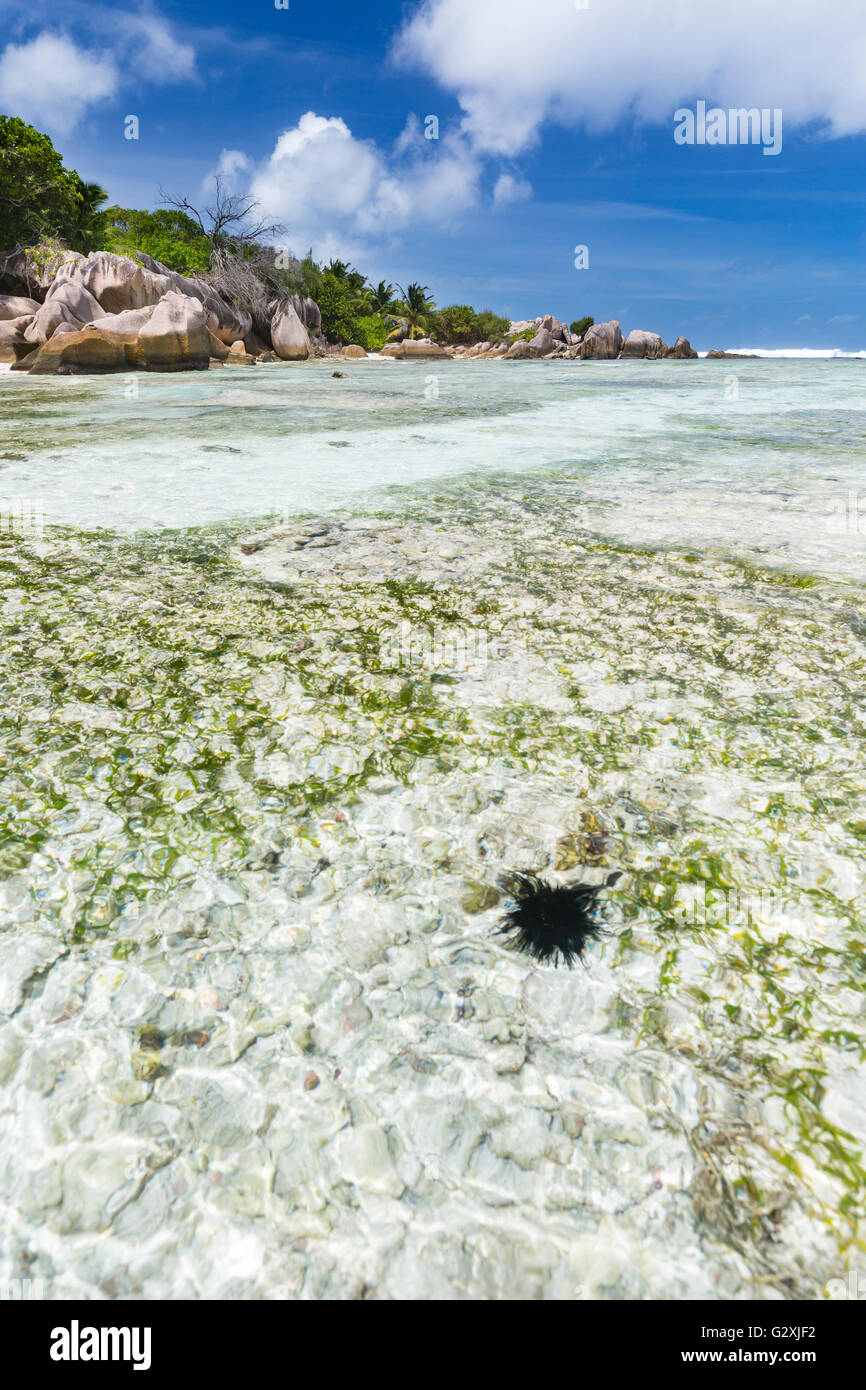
[0,360,864,1300]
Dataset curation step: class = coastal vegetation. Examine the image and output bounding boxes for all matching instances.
[0,115,107,252]
[102,207,212,277]
[0,117,587,355]
[428,304,511,346]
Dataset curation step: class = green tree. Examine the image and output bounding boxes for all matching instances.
[430,304,477,344]
[67,181,110,253]
[474,310,510,343]
[351,315,388,352]
[368,280,397,314]
[0,115,83,249]
[317,271,360,342]
[429,304,510,346]
[324,259,367,295]
[570,316,594,338]
[392,282,436,339]
[104,207,213,274]
[296,249,324,301]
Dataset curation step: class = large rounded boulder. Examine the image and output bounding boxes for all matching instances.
[581,320,623,360]
[52,251,166,315]
[0,295,40,321]
[380,339,450,360]
[271,301,312,360]
[26,325,127,374]
[0,315,34,362]
[621,329,667,360]
[25,292,211,373]
[135,292,211,371]
[24,280,106,344]
[290,295,322,337]
[666,336,699,359]
[132,251,252,344]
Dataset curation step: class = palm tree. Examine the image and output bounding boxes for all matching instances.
[68,181,110,252]
[369,280,396,314]
[392,282,436,339]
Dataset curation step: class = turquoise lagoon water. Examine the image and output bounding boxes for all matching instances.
[0,358,864,577]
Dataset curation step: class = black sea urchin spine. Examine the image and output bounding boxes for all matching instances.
[495,871,620,968]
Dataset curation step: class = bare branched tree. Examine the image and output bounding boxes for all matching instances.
[159,174,284,250]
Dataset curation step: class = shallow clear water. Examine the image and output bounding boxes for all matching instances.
[1,359,865,579]
[0,361,864,1300]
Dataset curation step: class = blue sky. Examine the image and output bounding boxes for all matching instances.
[1,0,865,349]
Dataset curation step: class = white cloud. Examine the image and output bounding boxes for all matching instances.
[394,0,866,154]
[202,148,250,195]
[118,14,196,82]
[216,149,250,180]
[571,201,711,223]
[492,173,532,207]
[0,11,195,135]
[248,110,482,261]
[0,33,118,135]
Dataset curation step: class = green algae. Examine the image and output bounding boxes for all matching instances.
[1,486,865,1281]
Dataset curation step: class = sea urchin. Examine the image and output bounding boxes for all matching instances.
[495,871,621,968]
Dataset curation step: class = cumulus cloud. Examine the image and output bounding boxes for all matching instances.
[0,33,118,135]
[0,10,195,134]
[394,0,866,154]
[248,110,482,261]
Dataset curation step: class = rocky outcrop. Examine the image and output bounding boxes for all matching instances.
[581,320,623,360]
[52,250,165,315]
[271,300,312,360]
[26,325,127,374]
[24,280,105,344]
[135,292,211,370]
[666,336,698,359]
[380,340,451,360]
[504,340,540,360]
[226,340,256,365]
[0,294,40,321]
[0,245,85,297]
[621,330,667,360]
[0,315,33,362]
[0,244,264,373]
[528,327,559,355]
[50,250,252,344]
[25,292,211,374]
[342,345,367,359]
[290,295,322,338]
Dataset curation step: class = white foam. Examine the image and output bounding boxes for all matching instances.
[701,347,866,359]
